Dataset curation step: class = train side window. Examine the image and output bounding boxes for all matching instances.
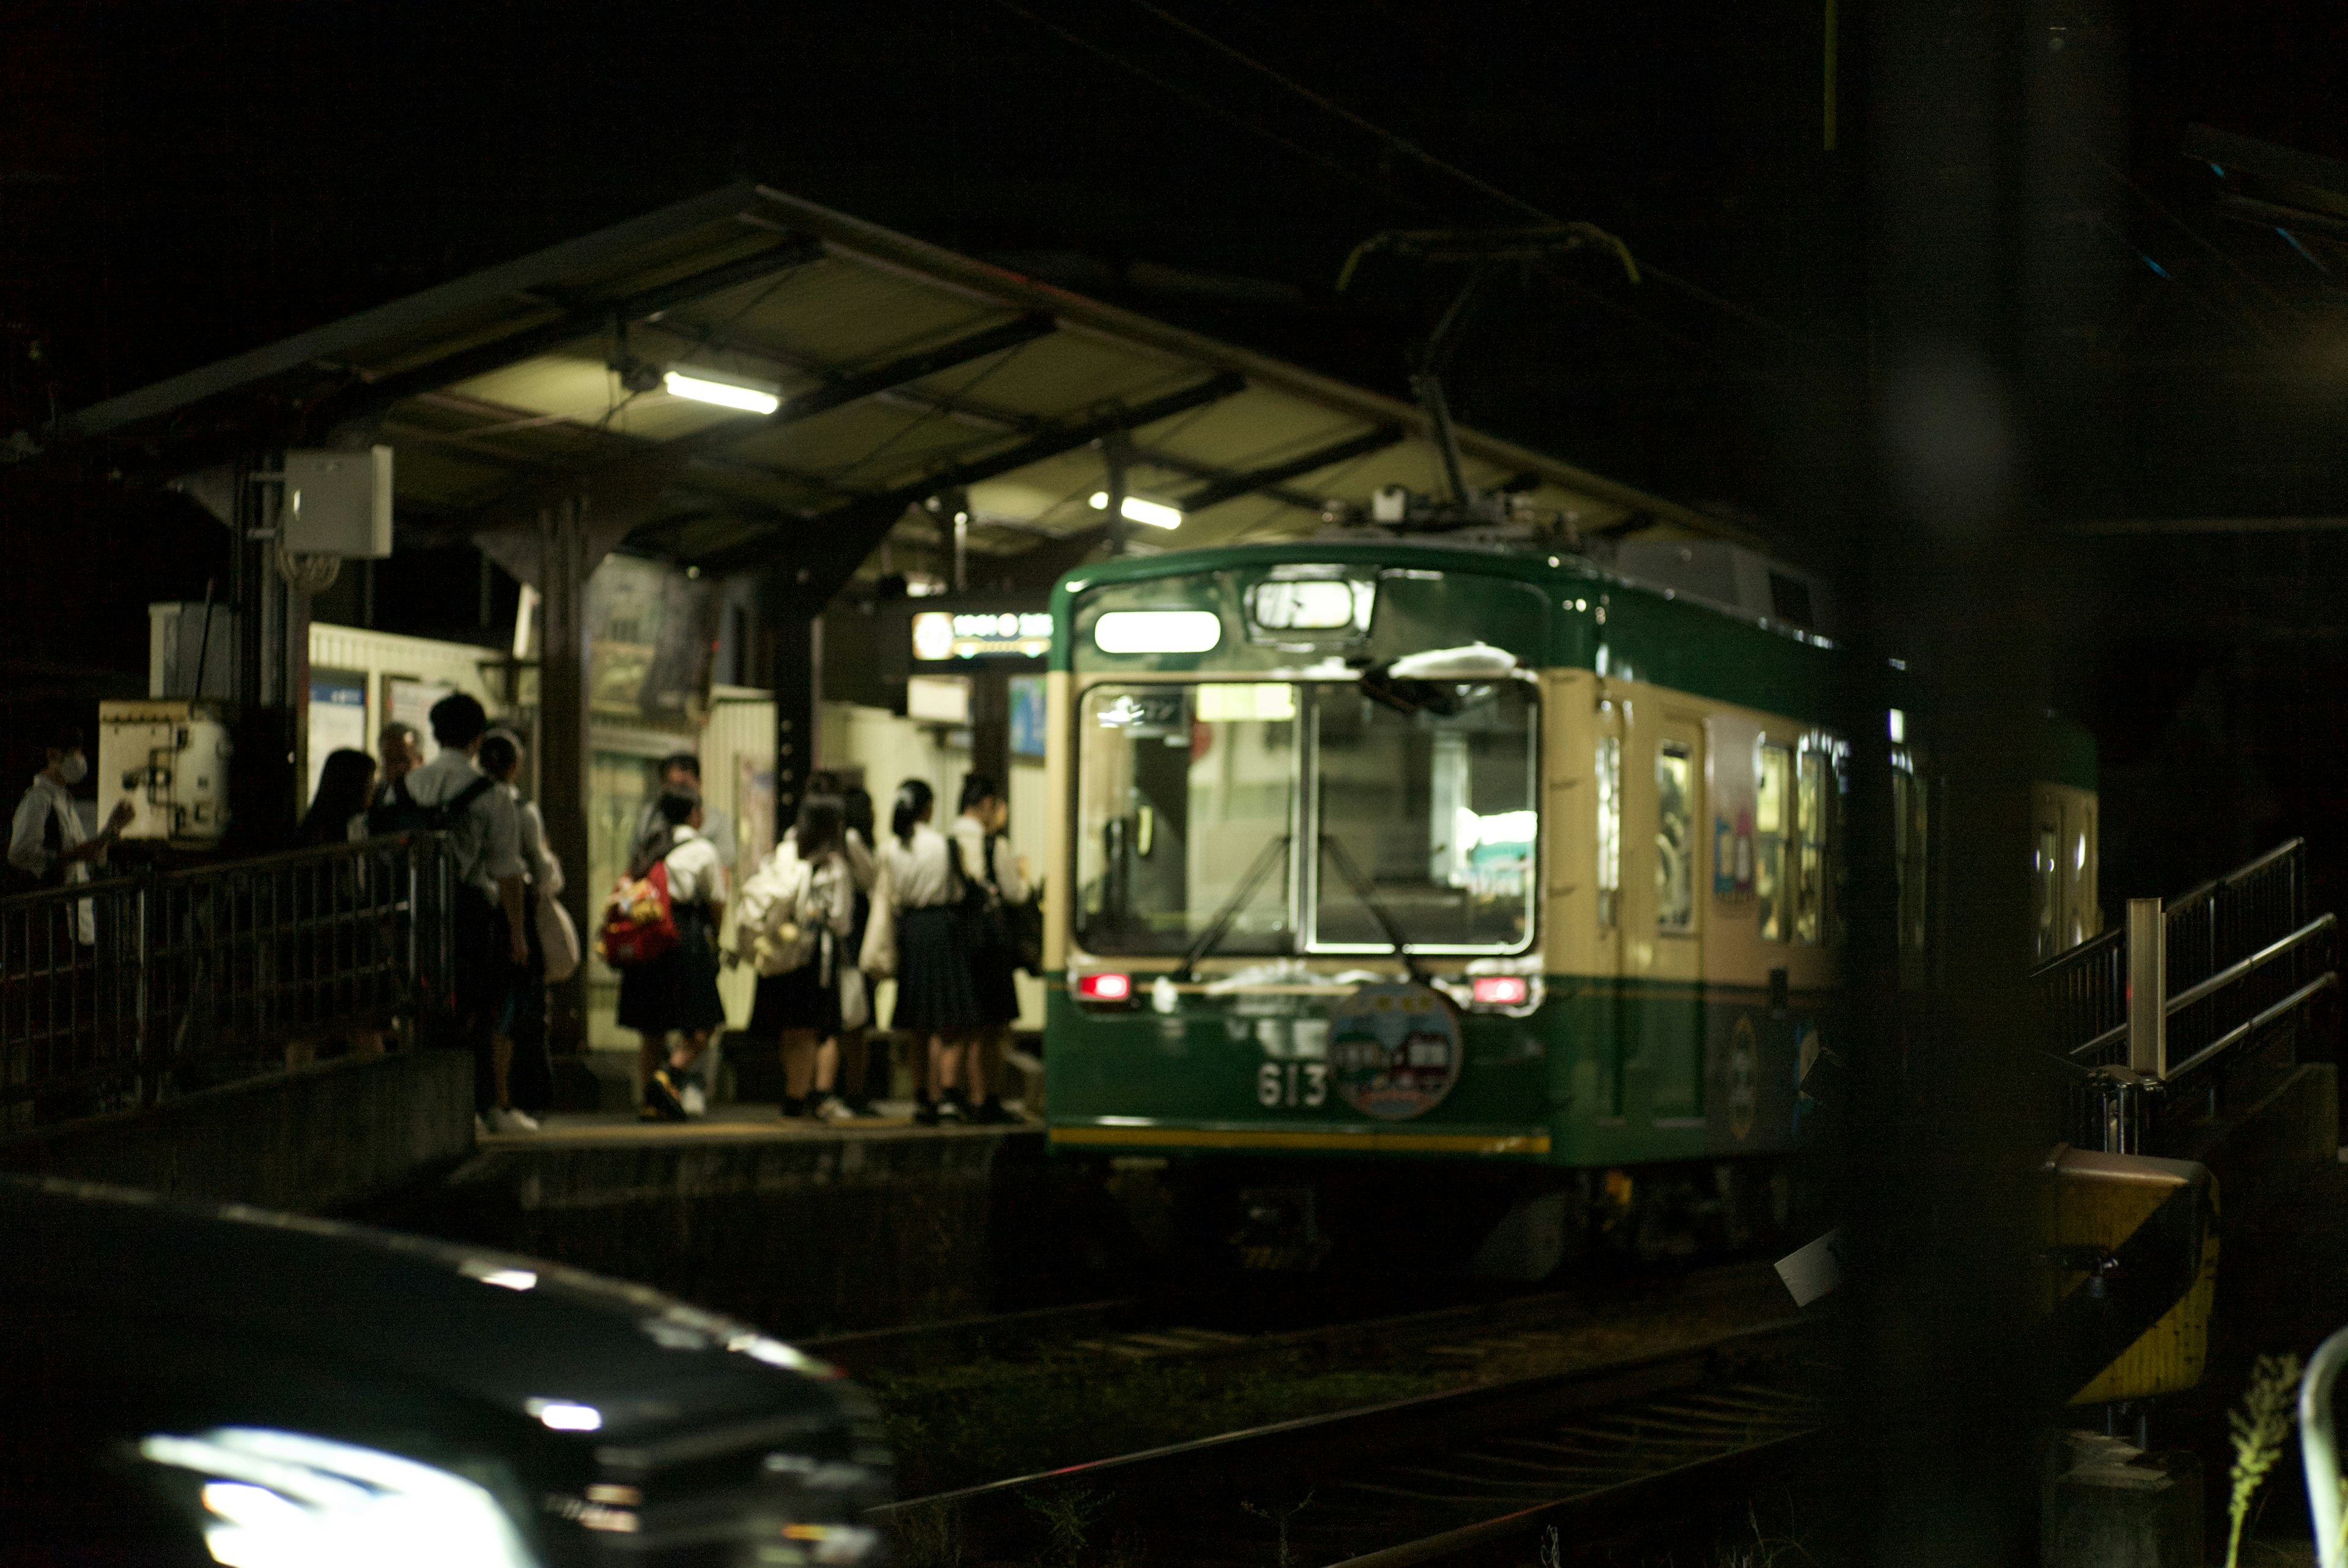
[1755,744,1790,942]
[1795,750,1825,944]
[1595,734,1621,930]
[1656,742,1695,933]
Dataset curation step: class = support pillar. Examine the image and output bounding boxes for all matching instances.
[2127,897,2166,1079]
[539,499,592,1054]
[765,567,822,833]
[970,668,1009,795]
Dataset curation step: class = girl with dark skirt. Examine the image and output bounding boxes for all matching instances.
[808,786,879,1119]
[622,789,728,1121]
[738,795,854,1119]
[949,772,1028,1124]
[863,778,980,1125]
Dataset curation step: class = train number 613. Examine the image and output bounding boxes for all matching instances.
[1258,1062,1329,1108]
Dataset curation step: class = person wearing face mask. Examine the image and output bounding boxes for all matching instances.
[9,725,136,932]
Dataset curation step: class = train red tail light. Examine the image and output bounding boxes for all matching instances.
[1469,975,1530,1007]
[1076,971,1133,1004]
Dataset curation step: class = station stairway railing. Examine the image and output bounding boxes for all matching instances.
[2032,837,2338,1154]
[0,834,455,1134]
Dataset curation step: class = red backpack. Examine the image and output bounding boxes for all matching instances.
[598,861,679,968]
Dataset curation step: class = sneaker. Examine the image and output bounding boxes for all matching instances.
[969,1097,1011,1126]
[680,1081,708,1117]
[779,1095,808,1120]
[912,1094,940,1127]
[489,1106,541,1133]
[936,1095,965,1127]
[844,1097,876,1119]
[474,1113,492,1137]
[816,1095,856,1124]
[643,1069,687,1121]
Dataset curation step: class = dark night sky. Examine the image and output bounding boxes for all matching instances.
[10,0,2348,905]
[10,0,2348,533]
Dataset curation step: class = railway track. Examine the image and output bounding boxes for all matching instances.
[803,1261,1787,1380]
[876,1318,1818,1567]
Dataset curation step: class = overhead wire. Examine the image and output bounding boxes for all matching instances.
[1116,0,1811,345]
[977,0,1760,372]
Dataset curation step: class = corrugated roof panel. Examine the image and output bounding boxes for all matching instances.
[693,259,1022,375]
[914,329,1197,422]
[446,353,751,444]
[733,399,1013,491]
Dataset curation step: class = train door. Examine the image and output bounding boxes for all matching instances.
[1644,712,1707,1124]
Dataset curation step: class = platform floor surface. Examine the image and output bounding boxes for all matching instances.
[478,1101,1042,1145]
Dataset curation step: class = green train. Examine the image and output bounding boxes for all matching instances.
[1039,532,2099,1269]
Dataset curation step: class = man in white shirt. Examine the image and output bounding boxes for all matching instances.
[629,753,734,880]
[403,694,529,1132]
[9,723,136,943]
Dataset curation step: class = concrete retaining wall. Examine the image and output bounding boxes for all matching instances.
[422,1127,1109,1336]
[0,1050,475,1213]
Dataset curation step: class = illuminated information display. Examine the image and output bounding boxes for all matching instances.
[912,610,1053,661]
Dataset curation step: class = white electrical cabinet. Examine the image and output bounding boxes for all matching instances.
[99,700,234,847]
[281,446,393,558]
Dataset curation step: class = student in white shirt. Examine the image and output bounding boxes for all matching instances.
[401,694,528,1129]
[949,772,1029,1125]
[737,795,855,1120]
[479,731,553,1130]
[9,723,135,932]
[862,778,980,1125]
[626,789,729,1121]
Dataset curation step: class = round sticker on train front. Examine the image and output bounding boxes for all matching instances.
[1328,984,1463,1121]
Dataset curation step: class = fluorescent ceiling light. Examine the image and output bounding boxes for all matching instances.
[1089,491,1183,529]
[663,369,780,416]
[1093,609,1222,655]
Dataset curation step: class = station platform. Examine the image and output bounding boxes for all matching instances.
[426,1102,1090,1338]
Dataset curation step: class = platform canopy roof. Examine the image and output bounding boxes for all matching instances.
[67,182,1749,597]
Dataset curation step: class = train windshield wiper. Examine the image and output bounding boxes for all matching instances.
[1173,833,1291,984]
[1318,834,1428,985]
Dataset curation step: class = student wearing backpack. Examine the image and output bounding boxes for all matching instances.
[378,693,528,1131]
[737,795,855,1120]
[622,789,729,1121]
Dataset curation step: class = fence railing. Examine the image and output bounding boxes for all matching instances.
[0,834,455,1130]
[2032,838,2336,1151]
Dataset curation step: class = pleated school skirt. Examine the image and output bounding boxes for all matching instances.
[888,905,980,1036]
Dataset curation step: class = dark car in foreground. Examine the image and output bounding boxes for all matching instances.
[1,1176,889,1566]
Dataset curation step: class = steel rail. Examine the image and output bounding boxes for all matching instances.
[874,1317,1807,1540]
[1325,1427,1819,1567]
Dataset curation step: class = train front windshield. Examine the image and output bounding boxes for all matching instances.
[1074,680,1538,957]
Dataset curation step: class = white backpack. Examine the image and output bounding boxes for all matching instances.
[737,843,825,977]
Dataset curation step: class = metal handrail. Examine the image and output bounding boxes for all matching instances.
[2165,912,2337,1017]
[2165,835,2306,921]
[2164,971,2340,1083]
[2066,1020,2128,1062]
[0,834,455,1128]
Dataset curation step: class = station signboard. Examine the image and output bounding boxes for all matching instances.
[910,609,1052,663]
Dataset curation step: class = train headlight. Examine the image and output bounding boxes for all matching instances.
[1075,971,1134,1005]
